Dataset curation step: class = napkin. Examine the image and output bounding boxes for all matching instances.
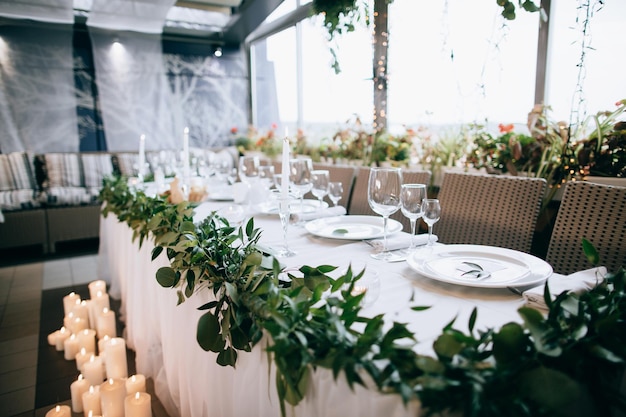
[291,205,346,223]
[367,232,438,252]
[523,266,606,310]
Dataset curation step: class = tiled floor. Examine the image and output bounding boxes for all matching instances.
[0,248,169,417]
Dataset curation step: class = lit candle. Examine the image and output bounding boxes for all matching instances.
[125,374,146,396]
[183,127,190,183]
[105,337,128,379]
[96,307,116,339]
[88,280,107,299]
[125,391,152,417]
[62,292,80,316]
[83,355,104,387]
[281,128,290,199]
[82,385,101,416]
[47,329,60,346]
[55,327,70,351]
[63,312,74,332]
[71,316,88,334]
[138,134,146,180]
[75,348,93,372]
[71,300,90,323]
[63,334,80,360]
[98,335,111,354]
[77,328,97,354]
[100,378,126,417]
[91,291,110,322]
[45,404,71,417]
[70,374,89,413]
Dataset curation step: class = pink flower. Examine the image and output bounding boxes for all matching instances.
[498,123,515,134]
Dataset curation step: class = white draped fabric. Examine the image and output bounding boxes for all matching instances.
[0,0,73,24]
[99,198,536,417]
[89,29,177,151]
[87,0,176,34]
[0,26,79,153]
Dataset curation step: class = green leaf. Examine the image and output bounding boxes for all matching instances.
[433,333,463,359]
[156,267,177,287]
[151,245,164,261]
[493,322,526,366]
[519,366,582,411]
[217,346,238,367]
[582,238,600,266]
[196,311,225,353]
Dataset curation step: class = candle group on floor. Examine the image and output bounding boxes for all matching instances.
[45,280,152,417]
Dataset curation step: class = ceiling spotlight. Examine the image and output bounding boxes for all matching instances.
[214,47,222,57]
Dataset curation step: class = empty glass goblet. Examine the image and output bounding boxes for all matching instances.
[368,167,402,260]
[311,170,330,208]
[289,158,313,219]
[421,198,441,246]
[328,182,344,207]
[400,183,427,251]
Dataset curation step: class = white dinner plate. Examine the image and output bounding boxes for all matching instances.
[406,244,552,288]
[257,199,328,215]
[208,186,234,201]
[304,215,403,240]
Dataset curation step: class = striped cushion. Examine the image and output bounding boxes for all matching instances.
[0,155,13,191]
[8,152,36,189]
[0,189,40,211]
[82,154,114,188]
[44,153,83,188]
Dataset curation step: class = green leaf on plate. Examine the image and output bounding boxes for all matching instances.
[333,228,349,235]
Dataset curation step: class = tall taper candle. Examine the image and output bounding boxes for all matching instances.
[281,128,290,199]
[183,127,190,183]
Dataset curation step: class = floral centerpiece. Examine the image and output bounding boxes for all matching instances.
[233,124,282,159]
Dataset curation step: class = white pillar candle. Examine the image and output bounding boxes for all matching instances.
[75,348,93,372]
[82,385,101,416]
[88,280,107,299]
[125,391,152,417]
[70,374,89,412]
[63,292,80,316]
[105,337,128,379]
[125,374,146,396]
[183,127,190,182]
[98,335,111,354]
[47,329,60,346]
[100,378,126,417]
[138,134,146,179]
[91,291,110,318]
[55,327,70,351]
[45,404,71,417]
[71,316,88,334]
[63,334,80,360]
[77,329,97,353]
[63,312,74,332]
[71,300,90,322]
[83,355,104,387]
[96,307,116,339]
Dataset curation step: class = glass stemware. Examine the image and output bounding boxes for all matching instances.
[328,182,343,207]
[400,183,427,251]
[258,165,275,190]
[272,176,296,257]
[289,158,313,219]
[238,155,260,211]
[367,167,403,260]
[311,170,330,208]
[421,198,441,246]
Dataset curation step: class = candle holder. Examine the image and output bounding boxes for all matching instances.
[276,197,296,257]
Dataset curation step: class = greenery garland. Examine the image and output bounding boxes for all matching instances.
[100,175,626,417]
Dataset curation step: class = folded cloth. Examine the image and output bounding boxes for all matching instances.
[523,266,607,310]
[291,205,346,223]
[367,232,438,252]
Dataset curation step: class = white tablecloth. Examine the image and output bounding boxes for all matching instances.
[98,200,537,417]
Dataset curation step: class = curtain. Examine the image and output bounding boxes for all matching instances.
[0,0,73,24]
[0,26,78,153]
[89,29,177,151]
[87,0,176,34]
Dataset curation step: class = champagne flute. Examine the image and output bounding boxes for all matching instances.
[400,184,426,251]
[421,198,441,246]
[367,167,402,260]
[311,170,330,208]
[328,182,343,207]
[289,158,313,220]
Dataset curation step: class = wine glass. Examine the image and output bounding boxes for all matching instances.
[367,167,403,260]
[400,183,426,251]
[311,170,330,208]
[289,158,313,220]
[328,182,344,207]
[421,198,441,246]
[258,165,275,190]
[238,155,260,211]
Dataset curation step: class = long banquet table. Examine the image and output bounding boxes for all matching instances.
[98,198,545,417]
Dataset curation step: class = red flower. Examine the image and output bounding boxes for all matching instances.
[498,123,514,133]
[230,126,238,134]
[271,123,278,130]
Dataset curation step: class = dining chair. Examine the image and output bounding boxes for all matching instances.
[546,181,626,275]
[347,167,431,232]
[312,162,356,207]
[435,172,547,253]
